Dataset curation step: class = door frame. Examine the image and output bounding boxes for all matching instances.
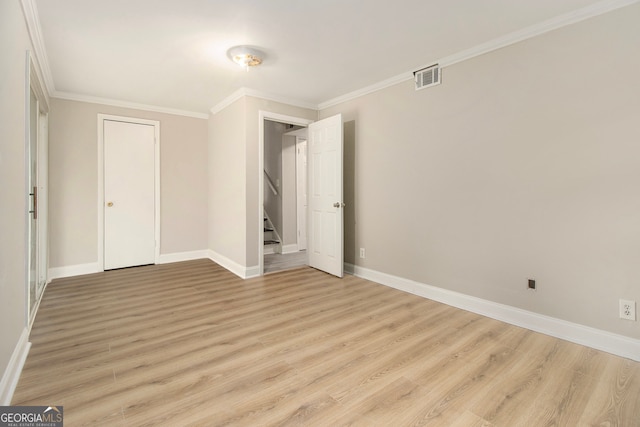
[97,114,160,271]
[258,111,313,276]
[295,137,308,251]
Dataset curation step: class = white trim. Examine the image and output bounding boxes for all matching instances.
[318,72,412,110]
[207,250,259,279]
[97,114,161,272]
[438,0,640,69]
[0,329,31,405]
[24,52,32,326]
[281,244,299,255]
[210,88,246,114]
[211,87,318,115]
[345,263,640,362]
[156,250,209,264]
[55,92,208,119]
[245,266,261,279]
[317,0,639,110]
[258,111,315,276]
[48,263,100,280]
[19,0,54,100]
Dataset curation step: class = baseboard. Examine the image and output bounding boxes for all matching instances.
[244,265,261,279]
[345,263,640,362]
[48,262,100,280]
[157,250,209,264]
[281,244,299,254]
[0,328,31,405]
[207,250,259,279]
[48,251,209,279]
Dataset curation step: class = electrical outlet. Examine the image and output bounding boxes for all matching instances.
[619,299,636,321]
[359,248,365,258]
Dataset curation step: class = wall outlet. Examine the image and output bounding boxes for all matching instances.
[359,248,365,258]
[619,299,636,321]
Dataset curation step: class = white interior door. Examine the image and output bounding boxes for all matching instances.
[104,120,156,270]
[296,138,308,251]
[308,114,343,277]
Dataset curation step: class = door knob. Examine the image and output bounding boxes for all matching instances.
[107,202,114,207]
[333,202,345,208]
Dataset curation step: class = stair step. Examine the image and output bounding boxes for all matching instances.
[264,240,280,245]
[264,227,274,232]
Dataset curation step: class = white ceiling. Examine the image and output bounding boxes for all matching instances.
[34,0,619,115]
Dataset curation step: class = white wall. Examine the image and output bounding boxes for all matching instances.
[320,4,640,339]
[0,0,36,400]
[48,98,209,270]
[281,133,298,249]
[263,120,286,238]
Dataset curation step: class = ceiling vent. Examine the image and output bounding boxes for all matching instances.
[414,64,441,91]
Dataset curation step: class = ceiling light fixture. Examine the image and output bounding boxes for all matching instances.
[227,46,264,71]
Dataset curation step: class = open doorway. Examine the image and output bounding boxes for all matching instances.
[258,112,313,275]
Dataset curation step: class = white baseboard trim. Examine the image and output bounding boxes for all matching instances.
[207,250,259,279]
[48,262,100,280]
[0,328,31,405]
[245,265,261,279]
[345,263,640,362]
[157,250,209,264]
[281,244,299,254]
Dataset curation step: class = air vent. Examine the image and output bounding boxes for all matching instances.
[414,64,441,90]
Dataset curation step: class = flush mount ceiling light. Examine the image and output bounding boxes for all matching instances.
[227,46,264,71]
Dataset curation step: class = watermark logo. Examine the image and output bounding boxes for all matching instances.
[0,406,63,427]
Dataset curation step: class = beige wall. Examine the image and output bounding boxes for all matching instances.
[49,98,208,268]
[208,97,247,265]
[0,0,34,390]
[320,5,640,339]
[209,96,317,270]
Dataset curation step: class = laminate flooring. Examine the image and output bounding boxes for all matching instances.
[12,259,640,426]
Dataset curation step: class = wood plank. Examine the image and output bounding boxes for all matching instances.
[12,259,640,426]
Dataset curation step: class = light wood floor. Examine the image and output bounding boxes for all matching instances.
[13,259,640,426]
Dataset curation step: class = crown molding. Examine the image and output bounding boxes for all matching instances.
[211,87,318,115]
[210,88,247,114]
[53,91,209,119]
[439,0,639,68]
[318,72,413,110]
[20,0,55,98]
[318,0,639,110]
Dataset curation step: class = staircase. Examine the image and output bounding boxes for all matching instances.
[263,213,281,255]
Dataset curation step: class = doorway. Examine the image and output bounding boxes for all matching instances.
[258,112,313,275]
[258,112,344,277]
[98,115,160,271]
